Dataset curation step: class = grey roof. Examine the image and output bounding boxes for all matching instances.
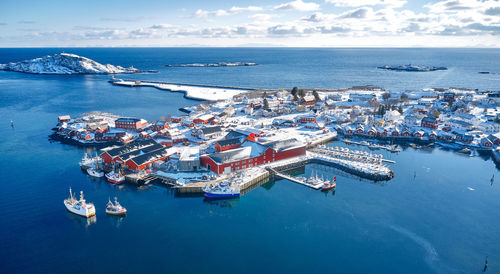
[200,126,222,135]
[216,138,242,147]
[129,147,170,166]
[103,139,157,157]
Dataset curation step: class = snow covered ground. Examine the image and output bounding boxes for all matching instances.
[0,53,141,74]
[113,80,250,101]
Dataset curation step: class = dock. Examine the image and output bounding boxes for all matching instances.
[267,167,323,189]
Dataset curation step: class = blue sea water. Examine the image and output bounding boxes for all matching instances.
[0,48,500,274]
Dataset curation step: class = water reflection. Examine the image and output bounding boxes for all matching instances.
[203,197,240,208]
[66,212,96,228]
[107,214,126,228]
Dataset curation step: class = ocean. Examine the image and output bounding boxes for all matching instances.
[0,48,499,274]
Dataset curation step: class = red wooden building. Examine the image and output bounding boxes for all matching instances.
[124,147,172,171]
[101,139,158,164]
[115,117,148,131]
[215,138,243,152]
[421,116,438,129]
[201,139,306,175]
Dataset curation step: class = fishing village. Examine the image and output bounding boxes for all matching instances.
[51,80,500,205]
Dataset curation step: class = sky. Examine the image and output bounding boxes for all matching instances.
[1,0,500,47]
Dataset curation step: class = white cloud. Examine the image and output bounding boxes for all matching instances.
[249,13,278,21]
[325,0,406,8]
[274,0,320,11]
[192,6,262,18]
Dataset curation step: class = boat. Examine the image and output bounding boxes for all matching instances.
[203,181,240,199]
[105,197,127,215]
[64,187,96,218]
[106,170,125,184]
[79,152,102,169]
[87,167,104,178]
[322,176,337,191]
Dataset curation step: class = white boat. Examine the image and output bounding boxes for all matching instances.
[64,187,96,218]
[105,170,125,184]
[87,167,104,178]
[203,181,240,199]
[79,152,102,169]
[105,197,127,215]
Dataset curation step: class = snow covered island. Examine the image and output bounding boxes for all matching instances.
[0,53,144,74]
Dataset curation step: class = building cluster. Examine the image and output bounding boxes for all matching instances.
[55,85,500,177]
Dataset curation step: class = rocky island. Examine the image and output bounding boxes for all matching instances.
[0,53,144,74]
[378,64,447,72]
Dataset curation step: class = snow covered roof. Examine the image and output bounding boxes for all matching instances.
[102,139,157,157]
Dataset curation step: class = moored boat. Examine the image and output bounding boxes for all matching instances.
[105,197,127,215]
[64,187,96,218]
[203,181,240,199]
[322,176,337,191]
[106,170,125,184]
[87,167,104,178]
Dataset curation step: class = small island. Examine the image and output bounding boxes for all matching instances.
[0,53,149,74]
[164,62,258,67]
[378,64,447,72]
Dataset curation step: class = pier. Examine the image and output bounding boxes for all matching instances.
[267,167,323,189]
[110,78,259,91]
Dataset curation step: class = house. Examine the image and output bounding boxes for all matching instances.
[179,147,200,171]
[384,110,401,123]
[125,147,172,171]
[481,137,493,148]
[115,117,148,131]
[58,115,71,123]
[300,95,316,105]
[296,115,317,124]
[95,132,125,142]
[390,127,400,137]
[152,121,169,131]
[169,116,183,123]
[193,114,214,124]
[421,116,438,129]
[100,139,159,164]
[401,128,412,137]
[487,133,500,145]
[194,126,223,140]
[479,122,500,133]
[344,126,354,135]
[413,130,425,139]
[200,139,306,174]
[215,138,243,152]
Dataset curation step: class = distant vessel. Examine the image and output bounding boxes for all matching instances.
[64,187,96,218]
[322,176,337,191]
[203,181,240,199]
[79,153,102,169]
[106,170,125,184]
[87,167,104,177]
[105,197,127,215]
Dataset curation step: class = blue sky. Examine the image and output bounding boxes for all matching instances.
[1,0,499,47]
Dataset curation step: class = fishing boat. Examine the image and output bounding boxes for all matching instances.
[105,197,127,215]
[79,153,93,168]
[87,167,104,177]
[106,170,125,184]
[322,176,337,191]
[87,155,104,177]
[64,187,96,218]
[203,181,240,199]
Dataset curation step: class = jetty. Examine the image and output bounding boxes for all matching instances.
[267,167,323,189]
[109,78,259,91]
